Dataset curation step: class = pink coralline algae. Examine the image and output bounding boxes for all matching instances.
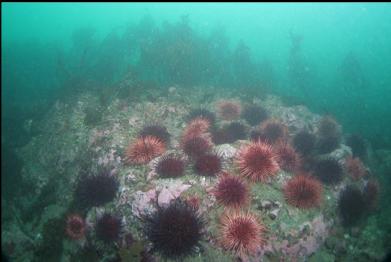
[262,215,331,259]
[157,183,191,207]
[131,189,157,218]
[130,181,191,217]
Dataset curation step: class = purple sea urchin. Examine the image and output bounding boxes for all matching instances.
[292,130,316,156]
[139,125,171,145]
[212,122,247,144]
[313,158,344,185]
[96,213,123,243]
[346,134,367,159]
[338,185,366,226]
[144,199,204,259]
[186,108,216,126]
[364,180,379,211]
[241,104,269,126]
[74,173,119,209]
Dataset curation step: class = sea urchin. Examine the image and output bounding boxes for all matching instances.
[144,199,204,259]
[182,136,212,159]
[284,174,323,209]
[74,173,119,209]
[96,213,123,243]
[186,109,216,126]
[194,153,222,177]
[219,211,266,257]
[182,117,211,141]
[65,214,86,240]
[139,125,171,145]
[275,142,301,173]
[259,119,288,144]
[235,141,279,182]
[364,180,379,211]
[313,158,344,185]
[345,156,366,180]
[212,172,249,209]
[155,155,185,178]
[125,135,166,165]
[241,104,269,126]
[338,185,366,227]
[292,130,316,156]
[216,100,242,120]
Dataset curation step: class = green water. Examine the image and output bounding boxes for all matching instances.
[3,3,391,146]
[2,3,391,261]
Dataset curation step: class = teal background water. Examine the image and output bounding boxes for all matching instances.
[3,3,391,149]
[2,3,391,261]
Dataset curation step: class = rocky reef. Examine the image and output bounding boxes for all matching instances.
[1,84,387,262]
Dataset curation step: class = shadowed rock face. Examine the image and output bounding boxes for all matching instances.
[1,146,24,200]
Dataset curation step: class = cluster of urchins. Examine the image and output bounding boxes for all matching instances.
[64,99,379,261]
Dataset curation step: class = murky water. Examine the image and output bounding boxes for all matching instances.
[2,3,391,261]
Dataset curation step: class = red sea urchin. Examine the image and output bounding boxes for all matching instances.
[181,117,211,143]
[284,174,323,209]
[185,117,210,137]
[96,213,123,243]
[194,153,222,177]
[235,141,279,182]
[316,116,341,153]
[212,172,249,209]
[259,119,288,144]
[345,156,366,180]
[216,100,242,121]
[219,211,266,257]
[155,155,185,178]
[275,142,301,173]
[318,115,341,138]
[65,214,86,240]
[181,136,212,159]
[125,135,166,165]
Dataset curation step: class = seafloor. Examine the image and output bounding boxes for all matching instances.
[2,84,390,262]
